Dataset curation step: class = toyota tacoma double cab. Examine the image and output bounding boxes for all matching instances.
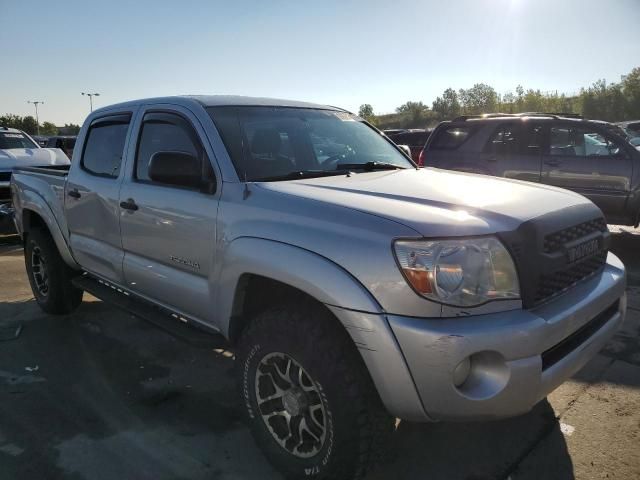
[11,96,626,480]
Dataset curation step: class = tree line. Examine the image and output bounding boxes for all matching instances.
[359,66,640,130]
[0,114,81,136]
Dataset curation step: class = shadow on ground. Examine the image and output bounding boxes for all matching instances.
[0,297,577,480]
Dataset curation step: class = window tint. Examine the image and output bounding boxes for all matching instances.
[430,126,475,150]
[485,123,543,156]
[0,132,38,149]
[550,126,624,157]
[135,112,202,183]
[520,124,543,155]
[82,120,130,177]
[486,124,519,155]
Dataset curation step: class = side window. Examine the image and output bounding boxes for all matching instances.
[430,126,476,150]
[82,115,131,177]
[520,124,543,155]
[550,125,626,157]
[486,123,519,155]
[135,112,205,183]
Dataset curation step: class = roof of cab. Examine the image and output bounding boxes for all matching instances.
[90,95,344,116]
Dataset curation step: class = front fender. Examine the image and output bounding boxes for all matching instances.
[214,237,382,337]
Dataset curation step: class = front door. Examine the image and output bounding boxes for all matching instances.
[119,107,219,322]
[541,123,632,216]
[65,112,133,284]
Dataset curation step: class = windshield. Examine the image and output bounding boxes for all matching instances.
[208,106,413,181]
[0,131,38,149]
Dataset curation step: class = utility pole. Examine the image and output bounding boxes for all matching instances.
[81,92,100,112]
[27,100,44,135]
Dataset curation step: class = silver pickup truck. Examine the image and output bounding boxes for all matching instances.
[11,96,627,480]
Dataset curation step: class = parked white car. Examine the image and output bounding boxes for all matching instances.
[0,126,69,225]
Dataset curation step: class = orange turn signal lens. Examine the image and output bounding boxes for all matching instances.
[402,268,433,295]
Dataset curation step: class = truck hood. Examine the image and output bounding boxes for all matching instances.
[0,148,70,170]
[256,168,596,237]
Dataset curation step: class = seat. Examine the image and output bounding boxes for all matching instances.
[248,128,295,179]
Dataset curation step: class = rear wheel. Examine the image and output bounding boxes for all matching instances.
[25,227,83,314]
[237,300,394,479]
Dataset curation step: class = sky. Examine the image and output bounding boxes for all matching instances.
[1,0,639,126]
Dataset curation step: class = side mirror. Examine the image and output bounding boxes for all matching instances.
[148,151,203,188]
[398,145,412,157]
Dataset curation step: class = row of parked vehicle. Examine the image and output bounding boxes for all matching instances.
[385,115,640,227]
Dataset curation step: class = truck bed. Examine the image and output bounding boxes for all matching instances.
[10,165,71,242]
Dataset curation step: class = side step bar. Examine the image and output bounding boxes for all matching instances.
[72,275,227,349]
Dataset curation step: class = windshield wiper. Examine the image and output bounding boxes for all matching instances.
[335,161,408,171]
[253,169,350,182]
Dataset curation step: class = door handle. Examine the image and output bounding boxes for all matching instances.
[68,189,81,199]
[544,159,560,167]
[119,199,138,211]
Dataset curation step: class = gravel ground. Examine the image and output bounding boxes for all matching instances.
[0,229,639,480]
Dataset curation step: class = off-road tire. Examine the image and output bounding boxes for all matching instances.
[237,299,394,480]
[25,227,83,314]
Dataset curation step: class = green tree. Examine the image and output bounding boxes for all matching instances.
[41,122,58,136]
[0,114,23,129]
[394,101,434,127]
[622,67,640,119]
[20,116,38,134]
[396,101,429,115]
[358,104,376,124]
[432,88,461,120]
[578,79,627,121]
[60,123,81,135]
[458,83,498,114]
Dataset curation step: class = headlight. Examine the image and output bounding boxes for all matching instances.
[393,237,520,307]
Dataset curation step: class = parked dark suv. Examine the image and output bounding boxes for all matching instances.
[45,135,76,159]
[421,113,640,226]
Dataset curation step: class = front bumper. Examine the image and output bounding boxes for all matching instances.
[388,252,626,421]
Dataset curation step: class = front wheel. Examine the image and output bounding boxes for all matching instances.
[25,227,83,314]
[237,301,394,479]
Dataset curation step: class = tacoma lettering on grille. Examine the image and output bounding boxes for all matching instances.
[543,218,607,253]
[535,218,609,305]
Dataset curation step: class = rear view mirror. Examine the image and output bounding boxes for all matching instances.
[148,151,202,188]
[398,145,412,157]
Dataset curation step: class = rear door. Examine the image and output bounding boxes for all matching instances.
[481,122,543,182]
[541,123,632,215]
[118,106,219,322]
[65,112,133,284]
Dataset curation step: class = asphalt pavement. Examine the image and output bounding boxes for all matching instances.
[0,229,639,480]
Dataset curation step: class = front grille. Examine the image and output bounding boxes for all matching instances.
[534,250,607,304]
[499,208,610,309]
[543,218,607,253]
[541,300,619,370]
[0,172,10,182]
